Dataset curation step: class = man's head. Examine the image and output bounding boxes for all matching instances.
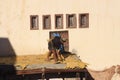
[52,33,60,38]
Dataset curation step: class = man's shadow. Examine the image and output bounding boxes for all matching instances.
[0,38,16,80]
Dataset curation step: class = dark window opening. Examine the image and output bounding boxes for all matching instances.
[66,14,76,28]
[43,15,51,29]
[79,13,89,28]
[55,14,63,29]
[30,15,39,30]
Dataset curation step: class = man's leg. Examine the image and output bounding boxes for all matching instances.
[46,50,52,61]
[57,50,64,61]
[52,49,58,63]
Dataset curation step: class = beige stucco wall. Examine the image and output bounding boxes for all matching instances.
[0,0,120,70]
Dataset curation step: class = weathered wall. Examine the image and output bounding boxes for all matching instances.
[0,0,120,70]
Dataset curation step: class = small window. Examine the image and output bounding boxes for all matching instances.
[66,14,76,28]
[43,15,51,29]
[30,15,39,30]
[55,14,63,29]
[79,13,89,28]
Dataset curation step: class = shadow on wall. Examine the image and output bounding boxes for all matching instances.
[0,38,16,56]
[0,38,16,79]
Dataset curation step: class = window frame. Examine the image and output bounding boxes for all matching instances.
[42,15,51,30]
[79,13,89,28]
[55,14,63,29]
[30,15,39,30]
[66,14,77,28]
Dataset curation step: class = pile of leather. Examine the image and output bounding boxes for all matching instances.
[0,52,88,70]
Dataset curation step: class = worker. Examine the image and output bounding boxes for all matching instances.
[46,38,58,64]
